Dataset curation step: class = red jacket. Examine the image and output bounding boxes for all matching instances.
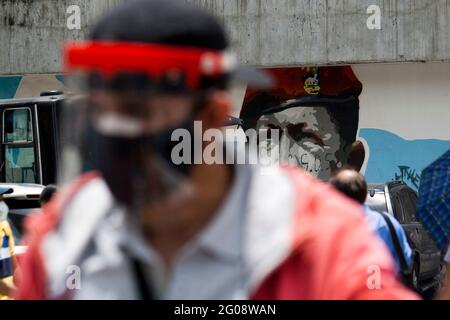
[15,168,419,300]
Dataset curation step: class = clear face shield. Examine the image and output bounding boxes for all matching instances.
[60,41,235,211]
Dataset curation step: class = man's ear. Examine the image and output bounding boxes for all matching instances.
[347,140,366,171]
[196,91,231,130]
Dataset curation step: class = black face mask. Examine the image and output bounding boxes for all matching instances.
[83,116,196,207]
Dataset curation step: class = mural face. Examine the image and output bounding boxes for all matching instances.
[256,106,344,179]
[240,66,364,180]
[238,64,450,189]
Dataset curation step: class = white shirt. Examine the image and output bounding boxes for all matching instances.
[72,163,252,300]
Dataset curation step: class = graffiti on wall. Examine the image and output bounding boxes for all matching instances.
[240,66,365,180]
[2,71,449,190]
[239,66,450,189]
[394,166,421,189]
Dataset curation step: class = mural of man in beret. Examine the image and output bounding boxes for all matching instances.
[240,66,365,180]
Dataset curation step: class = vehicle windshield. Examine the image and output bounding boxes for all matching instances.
[1,108,39,184]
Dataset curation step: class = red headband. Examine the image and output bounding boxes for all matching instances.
[64,41,236,89]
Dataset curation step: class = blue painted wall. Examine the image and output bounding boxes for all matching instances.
[360,128,450,191]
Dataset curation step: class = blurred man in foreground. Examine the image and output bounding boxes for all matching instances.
[16,0,417,300]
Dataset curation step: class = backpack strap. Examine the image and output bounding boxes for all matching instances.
[378,211,410,275]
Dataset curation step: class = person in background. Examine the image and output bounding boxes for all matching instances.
[0,187,16,299]
[40,185,58,207]
[329,167,412,272]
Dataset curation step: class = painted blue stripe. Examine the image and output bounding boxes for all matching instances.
[55,75,67,85]
[0,76,22,99]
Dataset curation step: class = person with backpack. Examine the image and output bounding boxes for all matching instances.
[329,167,412,274]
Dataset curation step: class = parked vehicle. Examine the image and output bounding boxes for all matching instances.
[365,181,444,296]
[0,92,64,186]
[2,183,43,243]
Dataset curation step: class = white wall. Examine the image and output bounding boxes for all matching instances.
[353,62,450,140]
